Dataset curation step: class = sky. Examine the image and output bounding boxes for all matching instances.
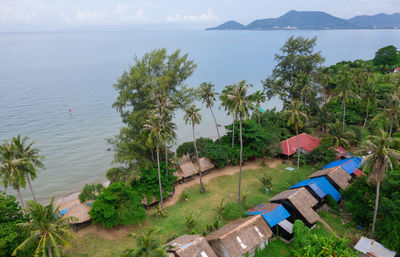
[1,0,400,31]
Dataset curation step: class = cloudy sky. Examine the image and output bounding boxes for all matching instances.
[1,0,399,31]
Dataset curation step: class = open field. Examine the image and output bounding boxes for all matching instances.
[66,162,358,257]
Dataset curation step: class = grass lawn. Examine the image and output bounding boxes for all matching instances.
[66,163,329,257]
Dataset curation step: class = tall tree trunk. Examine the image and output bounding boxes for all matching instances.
[371,180,381,237]
[231,115,235,148]
[48,245,53,257]
[362,100,370,135]
[26,174,37,202]
[164,142,168,175]
[150,148,154,162]
[193,123,205,193]
[16,186,25,207]
[209,107,221,143]
[342,98,346,134]
[389,117,394,137]
[258,111,261,127]
[296,130,300,172]
[238,116,243,205]
[156,141,164,210]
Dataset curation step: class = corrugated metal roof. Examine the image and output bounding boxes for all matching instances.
[245,203,291,227]
[278,219,293,234]
[323,157,362,175]
[354,237,396,257]
[280,133,320,156]
[290,177,342,201]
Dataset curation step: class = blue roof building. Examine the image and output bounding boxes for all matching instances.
[323,157,362,176]
[290,177,342,202]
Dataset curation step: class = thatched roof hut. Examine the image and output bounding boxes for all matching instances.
[206,216,273,257]
[179,161,197,178]
[167,235,217,257]
[269,188,319,227]
[64,202,92,230]
[308,167,352,191]
[197,157,214,172]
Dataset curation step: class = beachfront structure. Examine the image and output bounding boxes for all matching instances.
[63,202,92,230]
[176,161,197,180]
[206,216,273,257]
[245,203,294,242]
[308,167,352,191]
[323,157,363,178]
[269,187,320,228]
[354,236,396,257]
[167,235,218,257]
[280,133,320,156]
[197,157,215,173]
[289,177,342,203]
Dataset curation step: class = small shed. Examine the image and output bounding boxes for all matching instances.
[246,203,294,242]
[206,215,273,257]
[308,167,352,191]
[177,161,197,180]
[354,236,396,257]
[323,157,363,178]
[289,177,342,202]
[167,235,217,257]
[269,188,319,228]
[281,133,320,156]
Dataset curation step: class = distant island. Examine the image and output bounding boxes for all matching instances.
[206,10,400,30]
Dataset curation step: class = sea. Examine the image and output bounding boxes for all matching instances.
[1,29,400,202]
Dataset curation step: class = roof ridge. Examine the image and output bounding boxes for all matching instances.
[220,218,257,239]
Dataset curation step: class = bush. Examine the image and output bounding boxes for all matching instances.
[292,220,357,257]
[106,167,131,184]
[222,202,245,220]
[203,141,230,168]
[176,138,213,159]
[257,172,273,190]
[89,183,146,228]
[79,183,104,203]
[325,195,339,214]
[306,143,337,168]
[185,214,197,233]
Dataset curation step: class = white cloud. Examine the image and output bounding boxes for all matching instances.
[166,8,217,23]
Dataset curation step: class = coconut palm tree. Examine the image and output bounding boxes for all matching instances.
[226,81,254,205]
[121,227,170,257]
[12,135,44,202]
[380,90,400,137]
[297,73,313,107]
[220,85,236,148]
[199,82,221,142]
[360,78,378,134]
[359,131,400,237]
[321,120,356,149]
[250,90,266,126]
[332,69,357,133]
[142,113,171,210]
[282,99,308,172]
[184,105,205,193]
[0,140,27,207]
[12,197,76,257]
[153,93,176,175]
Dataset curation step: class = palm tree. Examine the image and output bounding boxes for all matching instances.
[360,78,378,134]
[12,135,44,202]
[121,227,170,257]
[184,105,205,193]
[153,93,176,175]
[220,85,236,148]
[250,90,266,126]
[226,81,254,205]
[0,140,27,207]
[297,73,313,107]
[199,82,221,142]
[12,197,76,257]
[321,120,356,149]
[332,69,357,133]
[359,131,400,237]
[142,113,171,210]
[381,90,400,137]
[282,99,308,172]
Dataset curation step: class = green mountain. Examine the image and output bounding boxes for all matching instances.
[206,10,400,30]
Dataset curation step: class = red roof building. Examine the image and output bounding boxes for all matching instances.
[281,133,320,156]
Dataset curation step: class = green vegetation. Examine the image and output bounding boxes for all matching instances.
[121,227,169,257]
[79,183,104,203]
[89,183,146,228]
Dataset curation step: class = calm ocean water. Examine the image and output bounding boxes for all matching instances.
[1,30,400,202]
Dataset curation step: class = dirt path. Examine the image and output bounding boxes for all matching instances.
[318,217,335,234]
[75,158,282,238]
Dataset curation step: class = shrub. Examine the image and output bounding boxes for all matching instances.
[176,138,213,159]
[106,167,131,184]
[203,141,230,168]
[185,214,197,233]
[257,172,273,190]
[306,143,337,168]
[89,183,146,228]
[180,191,189,202]
[325,195,339,214]
[222,202,245,220]
[79,183,104,203]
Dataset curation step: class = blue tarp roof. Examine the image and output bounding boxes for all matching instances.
[245,204,291,227]
[290,177,342,201]
[323,157,362,175]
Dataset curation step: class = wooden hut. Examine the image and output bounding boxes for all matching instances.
[175,161,197,181]
[206,216,273,257]
[269,188,319,228]
[289,177,342,204]
[198,157,215,174]
[167,235,217,257]
[246,203,294,242]
[308,167,352,191]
